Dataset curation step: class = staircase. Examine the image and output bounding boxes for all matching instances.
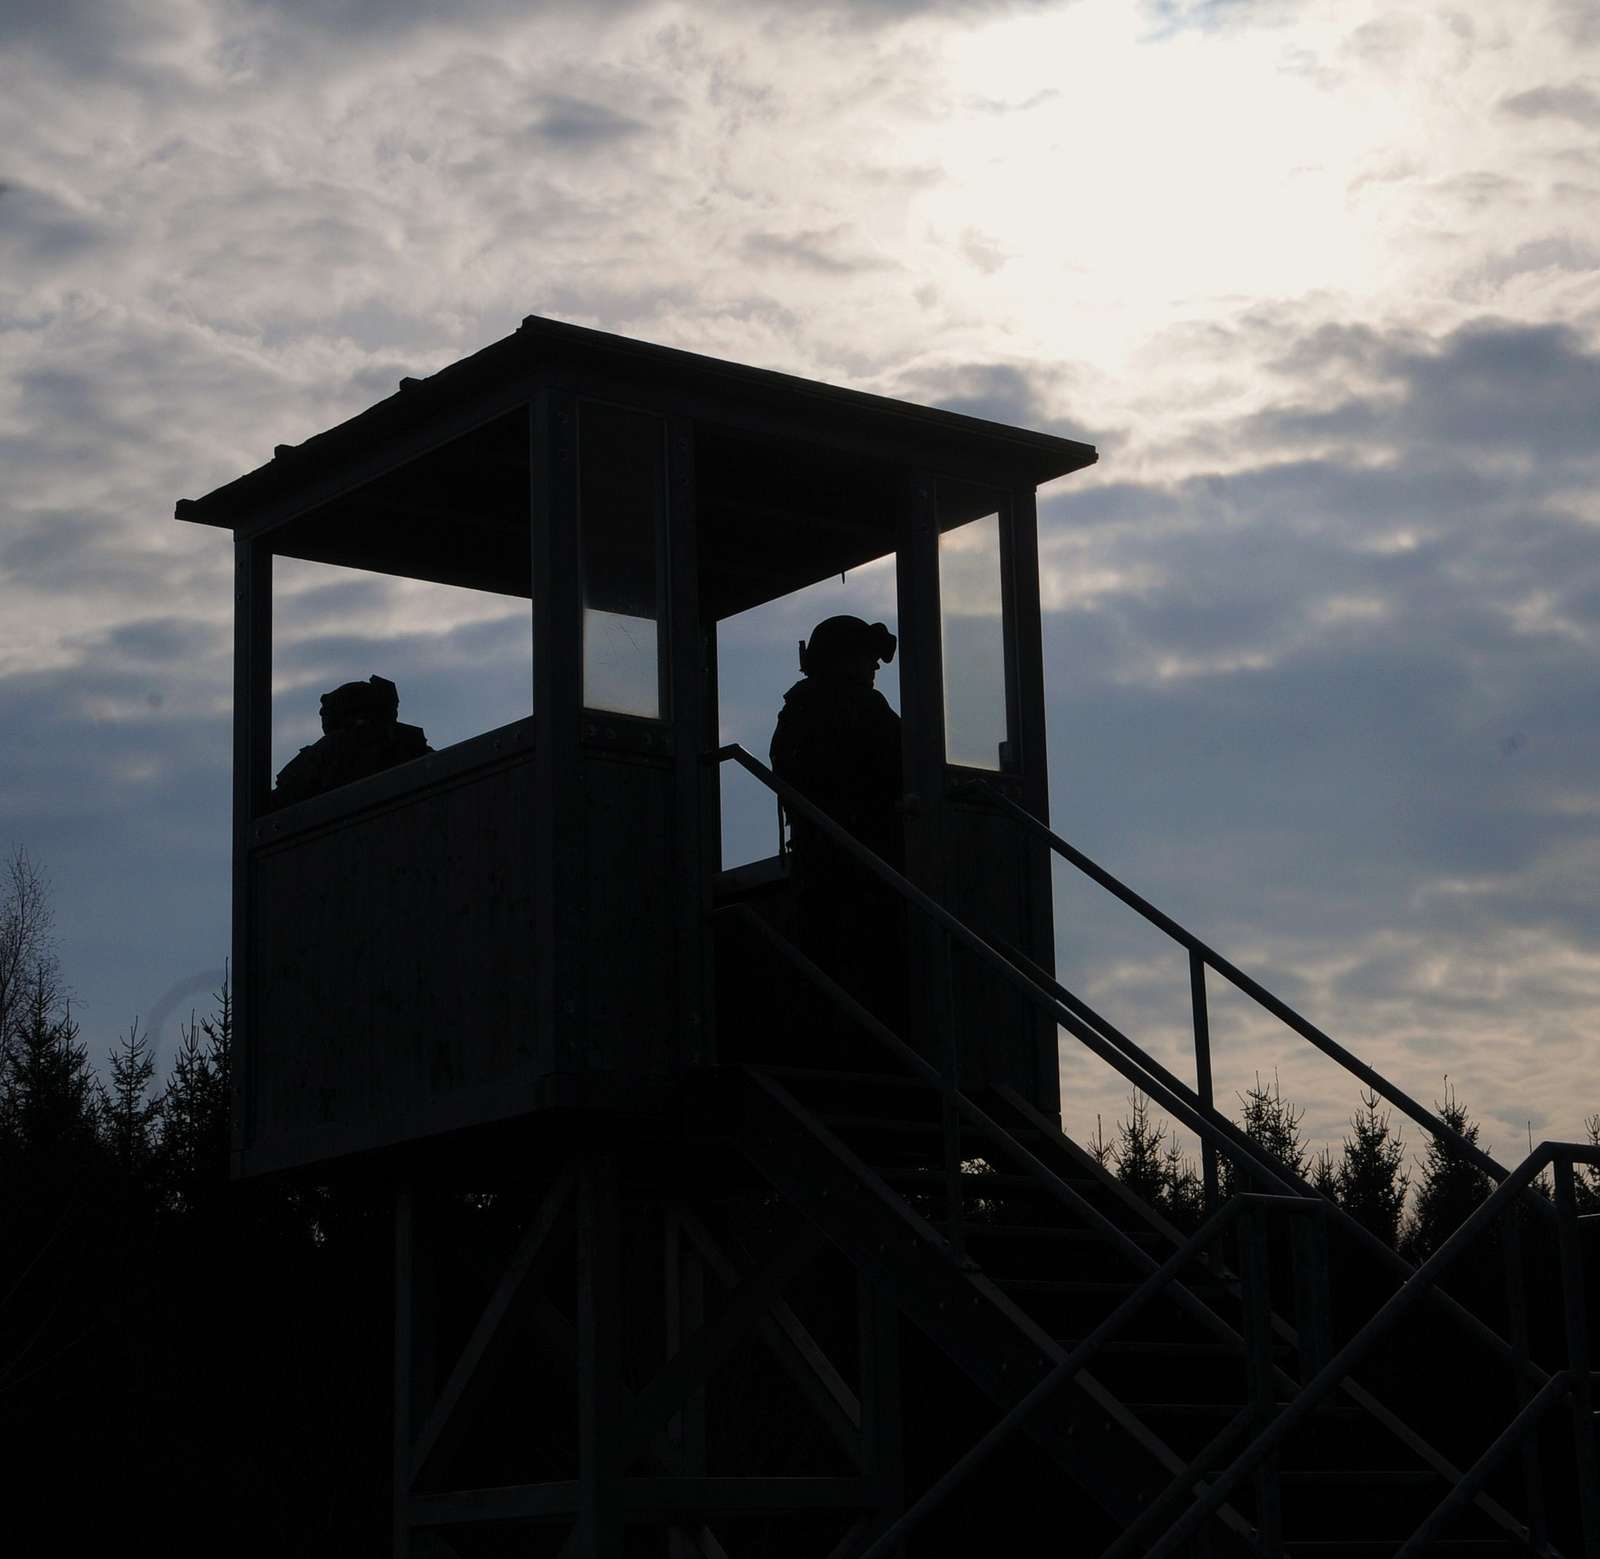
[710,746,1600,1559]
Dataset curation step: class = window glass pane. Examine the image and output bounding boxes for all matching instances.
[938,491,1009,770]
[580,401,665,719]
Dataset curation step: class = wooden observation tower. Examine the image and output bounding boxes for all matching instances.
[179,319,1598,1558]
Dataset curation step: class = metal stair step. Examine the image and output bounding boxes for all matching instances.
[758,1065,935,1092]
[1055,1338,1285,1360]
[878,1167,1097,1193]
[994,1277,1233,1299]
[1276,1469,1440,1486]
[819,1114,944,1135]
[1283,1544,1527,1557]
[1123,1400,1363,1421]
[965,1222,1163,1246]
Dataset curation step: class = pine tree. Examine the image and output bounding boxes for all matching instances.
[1223,1071,1308,1193]
[0,969,108,1412]
[1111,1092,1169,1209]
[4,969,98,1164]
[0,846,56,1055]
[104,1017,160,1177]
[1311,1146,1339,1200]
[158,973,232,1217]
[1086,1114,1112,1170]
[1576,1114,1600,1215]
[1161,1132,1205,1231]
[1401,1082,1495,1263]
[1334,1090,1409,1249]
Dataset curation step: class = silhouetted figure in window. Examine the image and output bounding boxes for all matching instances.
[273,675,432,807]
[770,616,905,1033]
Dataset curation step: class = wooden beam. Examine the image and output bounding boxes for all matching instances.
[858,1269,904,1548]
[623,1478,873,1514]
[407,1477,871,1528]
[675,1207,865,1465]
[666,1206,708,1559]
[394,1187,416,1559]
[409,1479,577,1526]
[409,1169,575,1484]
[576,1155,623,1559]
[231,537,270,1175]
[667,416,711,1066]
[620,1221,827,1463]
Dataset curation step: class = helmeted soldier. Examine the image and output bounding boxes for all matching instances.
[273,675,432,807]
[770,616,905,1024]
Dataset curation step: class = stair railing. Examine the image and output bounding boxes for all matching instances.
[954,777,1529,1216]
[729,890,1598,1557]
[712,745,1586,1547]
[840,1190,1331,1559]
[715,743,1305,1257]
[1130,1139,1600,1559]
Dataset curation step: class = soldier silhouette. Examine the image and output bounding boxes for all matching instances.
[770,616,906,1031]
[273,675,432,807]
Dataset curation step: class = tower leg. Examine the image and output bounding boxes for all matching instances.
[858,1271,904,1555]
[575,1155,623,1558]
[394,1186,438,1559]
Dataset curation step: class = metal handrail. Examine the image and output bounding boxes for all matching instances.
[715,746,1297,1182]
[712,745,1589,1549]
[850,1192,1328,1559]
[956,777,1528,1200]
[1134,1141,1600,1559]
[715,748,1564,1364]
[719,901,1275,1349]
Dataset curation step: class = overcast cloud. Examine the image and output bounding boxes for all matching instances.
[3,0,1598,1167]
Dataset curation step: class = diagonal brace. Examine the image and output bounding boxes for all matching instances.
[410,1168,575,1485]
[675,1205,865,1465]
[620,1220,827,1465]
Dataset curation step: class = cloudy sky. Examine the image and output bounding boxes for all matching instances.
[4,0,1598,1169]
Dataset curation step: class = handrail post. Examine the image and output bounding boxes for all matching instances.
[1239,1201,1283,1555]
[1189,949,1219,1213]
[1499,1204,1548,1551]
[938,930,967,1264]
[1554,1153,1600,1550]
[1290,1200,1331,1386]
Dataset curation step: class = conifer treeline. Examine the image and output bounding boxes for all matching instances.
[0,848,389,1552]
[1089,1072,1600,1253]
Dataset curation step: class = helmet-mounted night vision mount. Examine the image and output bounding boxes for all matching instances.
[797,616,897,676]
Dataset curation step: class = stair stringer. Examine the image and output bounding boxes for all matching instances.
[731,1065,1266,1556]
[989,1085,1554,1557]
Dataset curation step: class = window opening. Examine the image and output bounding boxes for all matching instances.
[579,401,667,720]
[716,556,900,872]
[270,558,531,806]
[938,484,1011,771]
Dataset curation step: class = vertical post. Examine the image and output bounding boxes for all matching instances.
[533,388,584,1071]
[231,537,270,1177]
[1189,950,1219,1213]
[1499,1206,1549,1551]
[665,1206,707,1559]
[896,472,949,1074]
[1553,1155,1600,1551]
[1005,486,1060,1119]
[393,1186,415,1559]
[939,933,967,1264]
[667,417,710,1067]
[1239,1203,1282,1556]
[577,1155,622,1559]
[859,1270,904,1553]
[1290,1202,1331,1386]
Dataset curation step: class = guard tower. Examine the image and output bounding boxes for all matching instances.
[180,320,1598,1558]
[177,317,1091,1178]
